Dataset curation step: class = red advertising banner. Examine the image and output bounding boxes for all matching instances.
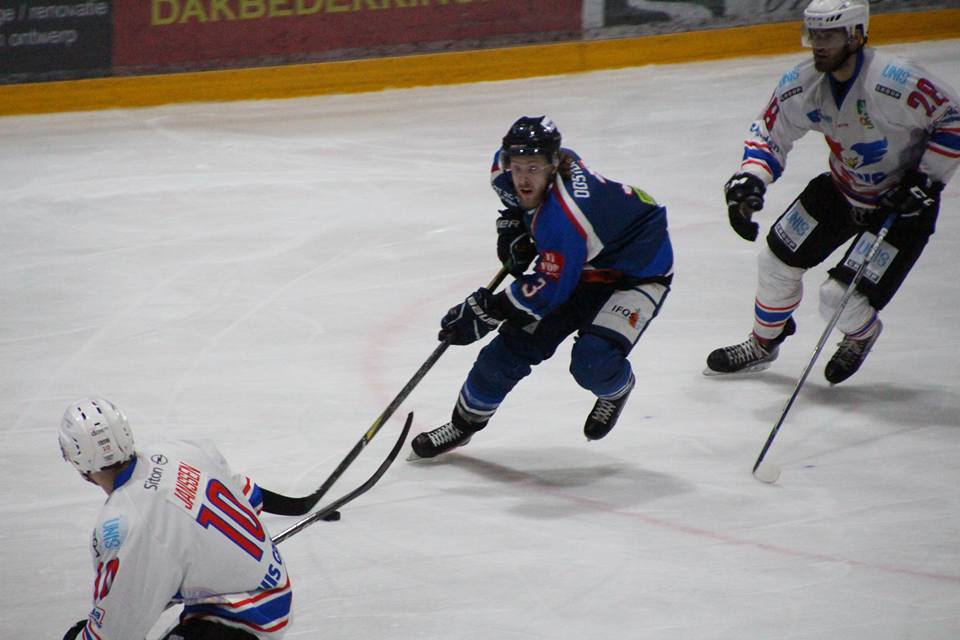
[113,0,582,72]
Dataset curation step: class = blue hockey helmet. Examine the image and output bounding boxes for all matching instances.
[500,116,562,167]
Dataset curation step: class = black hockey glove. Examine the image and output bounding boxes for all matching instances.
[724,173,766,241]
[496,208,537,276]
[879,170,943,219]
[439,288,502,345]
[62,620,86,640]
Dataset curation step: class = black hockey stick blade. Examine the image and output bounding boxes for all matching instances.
[271,411,412,545]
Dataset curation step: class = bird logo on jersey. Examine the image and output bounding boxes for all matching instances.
[826,136,888,169]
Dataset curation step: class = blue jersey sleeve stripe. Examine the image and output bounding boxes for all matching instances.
[929,130,960,150]
[742,148,783,180]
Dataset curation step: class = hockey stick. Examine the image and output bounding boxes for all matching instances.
[304,265,510,500]
[272,411,412,544]
[753,212,898,484]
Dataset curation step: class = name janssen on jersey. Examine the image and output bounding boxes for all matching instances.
[174,462,202,510]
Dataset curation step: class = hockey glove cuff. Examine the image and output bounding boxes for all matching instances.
[879,170,943,219]
[62,620,86,640]
[439,288,503,345]
[724,173,766,242]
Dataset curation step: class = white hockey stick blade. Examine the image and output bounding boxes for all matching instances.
[753,461,782,484]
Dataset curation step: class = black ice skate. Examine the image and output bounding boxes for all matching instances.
[705,317,796,375]
[584,374,635,441]
[409,421,471,459]
[824,320,883,385]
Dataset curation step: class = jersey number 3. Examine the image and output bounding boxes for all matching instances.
[196,479,267,560]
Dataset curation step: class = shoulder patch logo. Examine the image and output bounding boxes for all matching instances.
[875,84,902,99]
[780,86,803,102]
[777,66,801,89]
[536,251,565,280]
[881,64,911,85]
[101,516,127,550]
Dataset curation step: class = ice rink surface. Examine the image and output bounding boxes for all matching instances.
[2,39,959,639]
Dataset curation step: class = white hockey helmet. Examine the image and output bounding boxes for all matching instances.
[59,397,135,475]
[802,0,869,45]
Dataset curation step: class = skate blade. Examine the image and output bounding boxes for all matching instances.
[702,362,773,377]
[406,441,471,462]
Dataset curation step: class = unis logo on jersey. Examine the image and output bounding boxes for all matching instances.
[826,136,888,169]
[777,66,800,89]
[881,64,911,85]
[100,516,128,551]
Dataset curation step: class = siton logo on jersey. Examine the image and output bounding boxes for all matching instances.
[826,136,888,169]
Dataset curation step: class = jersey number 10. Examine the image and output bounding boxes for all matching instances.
[196,479,267,560]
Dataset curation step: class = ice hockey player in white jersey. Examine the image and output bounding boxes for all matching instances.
[59,397,302,640]
[706,0,959,382]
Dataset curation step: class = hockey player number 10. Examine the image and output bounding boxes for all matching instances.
[195,479,267,561]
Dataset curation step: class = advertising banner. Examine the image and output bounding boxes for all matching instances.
[0,0,112,82]
[112,0,581,72]
[584,0,954,33]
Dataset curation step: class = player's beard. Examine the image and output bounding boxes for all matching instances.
[813,44,853,73]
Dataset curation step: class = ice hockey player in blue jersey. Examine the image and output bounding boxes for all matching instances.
[410,116,673,459]
[706,0,959,383]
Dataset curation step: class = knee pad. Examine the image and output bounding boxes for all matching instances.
[818,277,876,334]
[569,333,630,396]
[754,246,805,339]
[757,245,805,299]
